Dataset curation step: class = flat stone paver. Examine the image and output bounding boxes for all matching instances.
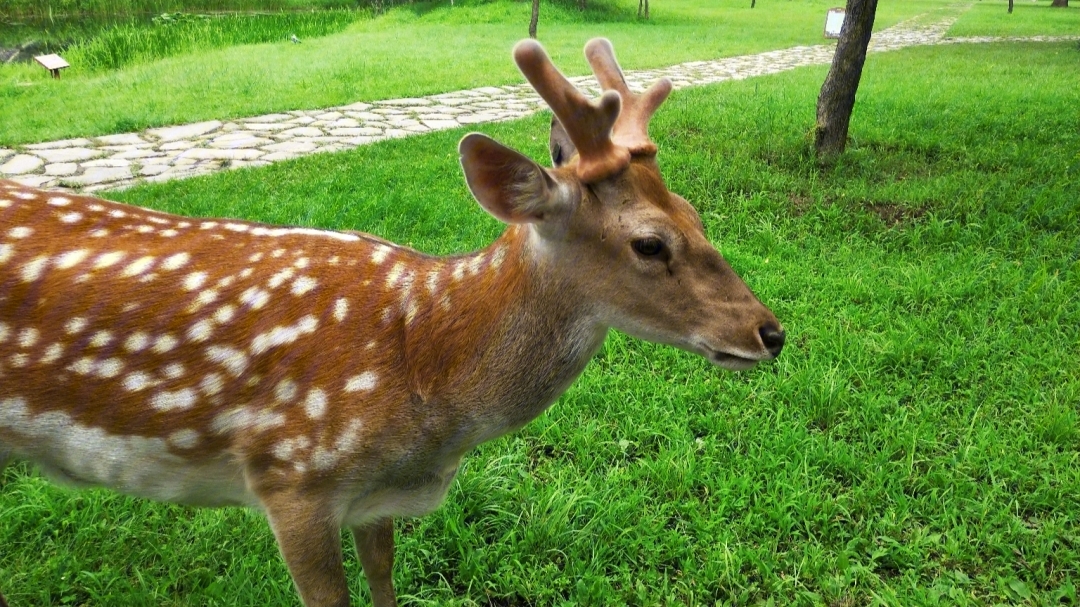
[4,5,1077,194]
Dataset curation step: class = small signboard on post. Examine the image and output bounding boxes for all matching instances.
[34,54,70,79]
[824,8,845,39]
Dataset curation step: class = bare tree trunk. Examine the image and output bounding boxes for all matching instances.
[751,0,756,7]
[637,0,648,18]
[1050,0,1068,6]
[529,0,539,38]
[1008,0,1013,13]
[578,0,586,10]
[814,0,879,159]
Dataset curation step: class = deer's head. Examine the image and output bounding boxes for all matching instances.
[459,38,784,370]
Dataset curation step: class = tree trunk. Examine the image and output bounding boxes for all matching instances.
[637,0,648,18]
[529,0,539,38]
[1050,0,1068,7]
[751,0,756,7]
[1008,0,1013,13]
[814,0,879,159]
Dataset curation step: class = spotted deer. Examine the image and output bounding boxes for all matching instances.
[0,38,784,607]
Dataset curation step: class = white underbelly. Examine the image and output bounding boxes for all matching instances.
[1,398,255,507]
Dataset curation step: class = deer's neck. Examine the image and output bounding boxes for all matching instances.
[394,225,606,446]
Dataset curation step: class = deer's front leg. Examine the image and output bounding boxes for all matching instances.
[261,490,350,607]
[352,518,398,607]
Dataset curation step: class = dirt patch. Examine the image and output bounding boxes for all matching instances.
[788,192,812,216]
[869,202,926,227]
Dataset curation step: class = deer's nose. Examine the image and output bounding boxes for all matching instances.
[759,324,785,358]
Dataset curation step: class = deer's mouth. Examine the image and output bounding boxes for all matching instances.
[710,351,759,371]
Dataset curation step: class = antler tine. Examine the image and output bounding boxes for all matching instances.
[513,39,631,182]
[584,38,672,156]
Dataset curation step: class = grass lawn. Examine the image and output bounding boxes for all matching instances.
[948,0,1080,37]
[0,0,948,147]
[2,37,1078,605]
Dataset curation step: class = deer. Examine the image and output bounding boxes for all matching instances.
[0,38,784,607]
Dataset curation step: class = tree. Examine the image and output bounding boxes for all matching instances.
[1050,0,1069,7]
[529,0,539,38]
[638,0,649,19]
[814,0,879,158]
[1008,0,1013,13]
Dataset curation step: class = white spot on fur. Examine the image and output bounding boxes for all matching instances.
[452,260,467,281]
[273,436,311,461]
[48,196,72,206]
[371,245,392,265]
[344,371,377,393]
[0,244,13,265]
[125,332,150,352]
[492,245,507,269]
[312,419,363,471]
[291,276,317,296]
[152,334,178,354]
[200,221,219,230]
[272,249,285,258]
[121,256,155,277]
[89,229,109,238]
[189,289,219,311]
[267,267,295,289]
[161,252,190,271]
[275,378,298,403]
[93,251,125,270]
[151,388,197,411]
[123,371,153,391]
[250,315,318,355]
[213,305,236,324]
[18,328,38,349]
[168,429,200,449]
[426,266,442,294]
[96,358,124,378]
[294,257,310,269]
[248,252,264,263]
[9,353,28,367]
[68,356,95,375]
[8,226,32,239]
[304,388,328,419]
[60,212,83,224]
[160,229,179,237]
[65,317,88,334]
[183,271,208,291]
[205,345,248,377]
[162,362,185,379]
[21,256,49,282]
[224,223,249,233]
[88,331,113,348]
[239,287,271,309]
[55,249,90,270]
[40,343,64,364]
[333,298,349,322]
[200,373,225,396]
[211,407,284,434]
[386,262,405,287]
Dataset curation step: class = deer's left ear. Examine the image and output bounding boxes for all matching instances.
[459,133,579,225]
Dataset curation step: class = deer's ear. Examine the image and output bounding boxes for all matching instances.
[459,133,579,224]
[549,116,576,167]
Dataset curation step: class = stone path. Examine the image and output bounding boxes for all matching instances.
[1,8,1076,194]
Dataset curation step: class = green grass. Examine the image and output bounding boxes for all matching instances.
[0,0,946,147]
[0,0,357,19]
[948,0,1080,37]
[3,39,1079,606]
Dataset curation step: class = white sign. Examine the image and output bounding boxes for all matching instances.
[34,54,70,71]
[824,8,845,39]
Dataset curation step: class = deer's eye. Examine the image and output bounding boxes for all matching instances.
[632,237,664,257]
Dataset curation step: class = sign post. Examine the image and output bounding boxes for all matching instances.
[34,54,70,79]
[824,8,845,39]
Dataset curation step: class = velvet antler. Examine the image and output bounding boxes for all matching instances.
[513,39,631,183]
[584,38,672,156]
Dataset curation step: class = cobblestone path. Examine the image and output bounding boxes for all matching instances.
[1,7,1076,194]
